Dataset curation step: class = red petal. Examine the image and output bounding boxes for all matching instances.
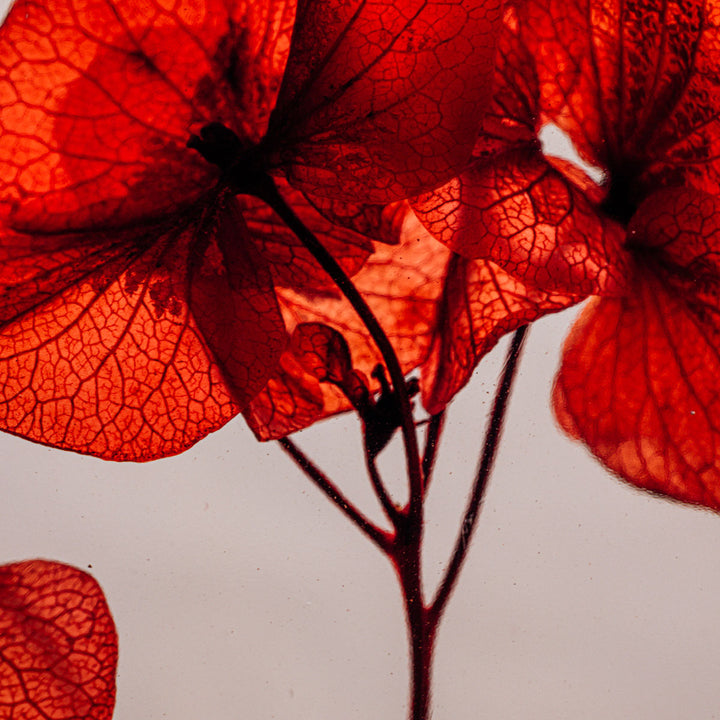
[291,193,409,247]
[189,195,287,412]
[290,322,370,407]
[554,189,720,510]
[519,0,720,196]
[267,0,502,202]
[413,148,628,295]
[422,255,577,414]
[411,5,628,295]
[279,213,449,371]
[0,194,285,460]
[0,560,117,720]
[0,0,294,229]
[290,323,355,385]
[247,207,578,436]
[242,351,325,441]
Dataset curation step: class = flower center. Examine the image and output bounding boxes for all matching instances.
[187,122,245,173]
[187,123,270,197]
[599,165,642,227]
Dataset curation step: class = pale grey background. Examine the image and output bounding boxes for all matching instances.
[2,3,720,717]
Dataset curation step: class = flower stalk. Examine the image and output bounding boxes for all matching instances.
[266,176,529,720]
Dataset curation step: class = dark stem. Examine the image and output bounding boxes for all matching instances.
[367,454,403,526]
[257,178,424,520]
[257,176,527,720]
[421,411,446,496]
[258,178,434,719]
[393,522,434,720]
[429,326,529,625]
[278,436,392,553]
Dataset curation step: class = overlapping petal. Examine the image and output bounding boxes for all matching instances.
[519,0,720,203]
[0,560,117,720]
[0,193,285,460]
[266,0,503,203]
[241,177,373,292]
[244,210,450,439]
[414,146,628,295]
[554,189,720,510]
[412,5,627,296]
[245,205,582,437]
[0,0,506,458]
[422,253,578,414]
[0,0,295,230]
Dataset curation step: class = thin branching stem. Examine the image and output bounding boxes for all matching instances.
[259,178,424,521]
[429,326,529,625]
[421,411,445,496]
[366,453,403,526]
[278,436,393,553]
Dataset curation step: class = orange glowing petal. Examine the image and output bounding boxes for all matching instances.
[0,0,295,231]
[554,188,720,510]
[0,560,117,720]
[280,216,449,374]
[242,350,326,441]
[413,149,628,295]
[0,2,304,458]
[0,195,285,460]
[267,0,503,202]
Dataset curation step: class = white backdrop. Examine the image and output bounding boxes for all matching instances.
[2,3,720,718]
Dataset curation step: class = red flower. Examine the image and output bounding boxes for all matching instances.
[0,0,501,460]
[0,559,117,720]
[412,4,630,297]
[415,0,720,511]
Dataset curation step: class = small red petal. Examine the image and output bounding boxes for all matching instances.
[242,351,325,441]
[422,255,577,414]
[0,560,117,720]
[290,323,355,385]
[290,322,370,408]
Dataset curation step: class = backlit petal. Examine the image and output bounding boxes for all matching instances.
[0,560,117,720]
[0,194,284,460]
[267,0,502,202]
[554,188,720,510]
[519,0,720,197]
